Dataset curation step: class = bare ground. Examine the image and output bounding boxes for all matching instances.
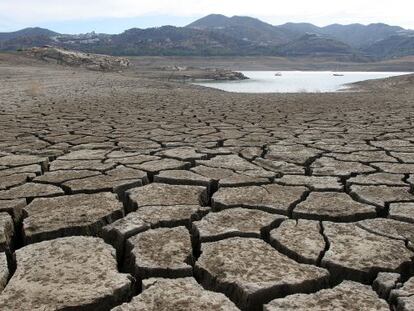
[0,53,414,311]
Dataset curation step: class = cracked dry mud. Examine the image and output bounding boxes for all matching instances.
[0,57,414,311]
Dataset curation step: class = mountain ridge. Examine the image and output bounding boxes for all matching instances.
[0,15,413,59]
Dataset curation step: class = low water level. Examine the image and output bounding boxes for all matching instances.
[194,71,411,93]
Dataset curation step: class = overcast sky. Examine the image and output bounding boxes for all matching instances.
[1,0,413,33]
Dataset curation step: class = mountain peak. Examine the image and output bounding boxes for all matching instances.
[186,14,230,29]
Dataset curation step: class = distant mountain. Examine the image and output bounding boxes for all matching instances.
[0,15,413,59]
[363,34,414,58]
[101,26,255,56]
[320,23,405,48]
[279,23,321,35]
[280,22,405,48]
[187,14,298,46]
[187,14,232,29]
[276,33,356,57]
[0,27,58,41]
[0,27,60,51]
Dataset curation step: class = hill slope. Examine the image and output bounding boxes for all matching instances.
[0,27,58,41]
[363,34,414,58]
[187,14,298,46]
[276,34,356,57]
[0,15,413,59]
[280,22,406,48]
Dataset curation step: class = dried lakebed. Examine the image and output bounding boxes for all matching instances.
[0,58,413,310]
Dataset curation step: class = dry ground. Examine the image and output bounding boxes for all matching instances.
[0,53,413,310]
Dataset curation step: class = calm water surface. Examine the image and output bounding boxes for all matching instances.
[194,71,411,93]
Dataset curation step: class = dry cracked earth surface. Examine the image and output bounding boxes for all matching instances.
[0,53,414,310]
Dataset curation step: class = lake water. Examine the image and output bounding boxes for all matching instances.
[194,71,411,93]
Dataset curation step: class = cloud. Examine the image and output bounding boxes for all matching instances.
[1,0,413,30]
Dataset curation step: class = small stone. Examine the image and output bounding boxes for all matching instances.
[126,227,193,279]
[264,281,389,311]
[240,147,263,160]
[373,272,400,300]
[0,237,133,310]
[195,237,329,310]
[212,184,307,215]
[269,219,325,264]
[23,192,124,244]
[292,192,377,221]
[112,277,240,311]
[193,208,285,242]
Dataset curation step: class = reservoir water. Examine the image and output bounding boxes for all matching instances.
[194,71,411,93]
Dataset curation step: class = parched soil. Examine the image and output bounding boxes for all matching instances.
[0,53,413,311]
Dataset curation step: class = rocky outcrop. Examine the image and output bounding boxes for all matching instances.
[25,46,130,71]
[201,69,248,81]
[164,67,248,81]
